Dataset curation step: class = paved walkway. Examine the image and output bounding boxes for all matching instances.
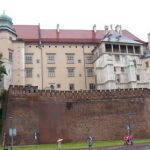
[93,143,150,150]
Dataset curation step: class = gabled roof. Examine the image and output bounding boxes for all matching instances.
[13,25,145,44]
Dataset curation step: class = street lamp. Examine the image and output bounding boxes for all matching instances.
[9,116,16,150]
[9,116,13,150]
[127,115,132,136]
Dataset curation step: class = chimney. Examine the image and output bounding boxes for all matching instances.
[110,24,113,34]
[38,23,41,45]
[104,25,109,34]
[119,25,122,35]
[115,25,122,35]
[115,25,120,33]
[57,24,60,32]
[93,24,96,33]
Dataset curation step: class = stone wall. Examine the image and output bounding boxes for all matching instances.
[2,85,150,144]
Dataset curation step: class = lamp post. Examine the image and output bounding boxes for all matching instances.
[9,116,13,150]
[127,115,132,136]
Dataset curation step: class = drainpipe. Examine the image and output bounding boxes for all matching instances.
[40,47,43,89]
[83,45,87,90]
[38,23,43,89]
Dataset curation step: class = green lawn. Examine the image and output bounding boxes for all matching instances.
[0,139,150,150]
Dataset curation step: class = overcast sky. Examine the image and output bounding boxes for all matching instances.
[0,0,150,41]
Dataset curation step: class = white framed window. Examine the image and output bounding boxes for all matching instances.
[66,54,74,64]
[25,68,32,78]
[136,74,140,81]
[8,49,13,62]
[48,68,55,77]
[85,55,93,64]
[89,83,95,90]
[25,53,33,64]
[115,55,120,61]
[68,68,75,77]
[87,68,94,77]
[47,54,55,64]
[116,74,120,83]
[69,84,75,90]
[121,67,125,72]
[145,61,149,68]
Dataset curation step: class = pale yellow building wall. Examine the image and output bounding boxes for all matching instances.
[11,41,25,86]
[24,43,96,90]
[25,44,42,89]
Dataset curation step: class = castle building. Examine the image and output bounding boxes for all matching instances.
[93,25,149,89]
[0,12,149,90]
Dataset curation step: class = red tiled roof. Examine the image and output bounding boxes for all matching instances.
[13,25,144,43]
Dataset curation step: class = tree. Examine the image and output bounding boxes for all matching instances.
[0,53,6,81]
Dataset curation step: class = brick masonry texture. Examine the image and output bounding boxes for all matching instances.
[2,85,150,144]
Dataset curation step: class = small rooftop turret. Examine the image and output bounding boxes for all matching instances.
[0,11,16,35]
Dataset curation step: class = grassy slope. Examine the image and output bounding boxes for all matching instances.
[0,139,150,150]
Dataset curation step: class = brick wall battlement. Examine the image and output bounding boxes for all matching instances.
[8,85,149,101]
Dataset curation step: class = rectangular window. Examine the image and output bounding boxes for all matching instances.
[85,55,93,64]
[25,54,33,64]
[57,84,61,88]
[69,84,75,91]
[47,54,55,64]
[8,49,13,62]
[120,45,127,53]
[128,45,134,53]
[114,67,116,72]
[68,68,75,77]
[113,44,119,53]
[116,74,120,83]
[87,68,94,77]
[135,46,141,54]
[115,55,120,61]
[145,61,149,68]
[66,54,74,64]
[136,74,140,81]
[89,83,95,90]
[105,44,112,52]
[121,67,124,72]
[25,68,32,78]
[48,68,55,77]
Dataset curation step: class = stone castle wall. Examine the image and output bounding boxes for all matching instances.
[2,85,150,144]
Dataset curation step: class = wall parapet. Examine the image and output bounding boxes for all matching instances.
[8,85,149,101]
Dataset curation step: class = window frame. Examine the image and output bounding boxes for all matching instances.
[47,53,55,64]
[69,83,75,91]
[86,68,94,77]
[68,68,75,77]
[48,68,55,77]
[25,68,33,78]
[66,54,74,64]
[25,53,33,64]
[85,55,93,64]
[8,49,13,62]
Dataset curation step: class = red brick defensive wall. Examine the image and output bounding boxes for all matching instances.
[2,85,150,144]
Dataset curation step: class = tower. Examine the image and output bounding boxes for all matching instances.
[0,11,17,90]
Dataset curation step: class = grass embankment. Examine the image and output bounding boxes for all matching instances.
[0,138,150,150]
